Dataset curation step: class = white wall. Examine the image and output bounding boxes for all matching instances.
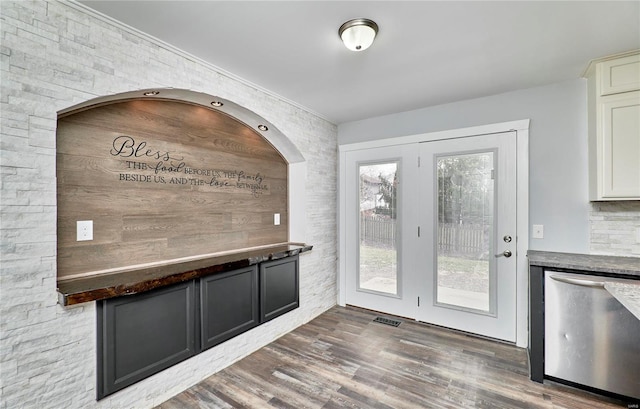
[338,79,591,253]
[0,1,337,408]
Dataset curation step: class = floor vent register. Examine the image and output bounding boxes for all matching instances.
[373,316,402,327]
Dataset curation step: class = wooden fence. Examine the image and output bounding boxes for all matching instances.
[360,216,487,256]
[360,216,397,248]
[438,222,488,256]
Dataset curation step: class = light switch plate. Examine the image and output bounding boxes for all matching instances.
[77,220,93,241]
[532,224,544,239]
[274,213,280,226]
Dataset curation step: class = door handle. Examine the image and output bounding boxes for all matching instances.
[549,275,605,288]
[495,250,512,258]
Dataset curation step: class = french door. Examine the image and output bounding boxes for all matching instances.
[343,144,419,318]
[343,131,518,342]
[417,131,516,342]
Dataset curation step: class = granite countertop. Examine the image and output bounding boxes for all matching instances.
[527,250,640,278]
[57,243,312,306]
[605,282,640,320]
[528,250,640,321]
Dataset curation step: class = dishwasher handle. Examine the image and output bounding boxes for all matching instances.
[548,275,606,288]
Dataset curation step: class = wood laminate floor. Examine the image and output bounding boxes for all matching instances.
[156,306,630,408]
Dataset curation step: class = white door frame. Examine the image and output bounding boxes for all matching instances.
[338,119,530,348]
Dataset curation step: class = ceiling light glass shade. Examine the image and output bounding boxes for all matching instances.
[339,18,378,51]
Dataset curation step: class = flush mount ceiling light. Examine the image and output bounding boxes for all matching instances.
[339,18,378,51]
[143,91,160,96]
[257,124,269,131]
[210,101,224,107]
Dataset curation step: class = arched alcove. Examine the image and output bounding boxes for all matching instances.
[57,89,306,279]
[59,88,305,164]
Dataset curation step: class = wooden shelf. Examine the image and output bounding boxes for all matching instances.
[57,243,312,306]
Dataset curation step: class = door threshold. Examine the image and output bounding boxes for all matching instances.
[416,319,517,346]
[345,304,516,346]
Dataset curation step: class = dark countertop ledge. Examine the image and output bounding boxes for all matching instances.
[57,243,312,306]
[527,250,640,278]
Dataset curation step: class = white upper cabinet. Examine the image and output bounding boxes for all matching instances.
[600,54,640,96]
[586,52,640,201]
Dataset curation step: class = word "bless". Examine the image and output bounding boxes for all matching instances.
[110,135,183,162]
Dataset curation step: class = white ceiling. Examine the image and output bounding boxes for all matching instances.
[79,1,640,124]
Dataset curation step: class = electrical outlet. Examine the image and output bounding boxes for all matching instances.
[77,220,93,241]
[274,213,280,226]
[532,224,544,239]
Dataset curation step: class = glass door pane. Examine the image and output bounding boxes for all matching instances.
[436,151,494,313]
[358,162,399,295]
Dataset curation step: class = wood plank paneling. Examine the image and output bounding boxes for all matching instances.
[156,306,630,409]
[57,99,288,278]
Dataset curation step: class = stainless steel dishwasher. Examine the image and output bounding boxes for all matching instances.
[545,271,640,399]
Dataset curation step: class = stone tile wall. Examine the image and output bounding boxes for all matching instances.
[0,1,337,408]
[590,202,640,256]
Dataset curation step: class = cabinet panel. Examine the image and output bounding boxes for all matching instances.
[600,54,640,95]
[97,281,196,399]
[200,266,259,350]
[260,256,299,322]
[601,91,640,198]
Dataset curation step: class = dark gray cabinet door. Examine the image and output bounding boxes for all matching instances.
[260,256,299,322]
[97,280,197,399]
[200,266,259,350]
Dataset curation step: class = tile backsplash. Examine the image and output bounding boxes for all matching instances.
[590,201,640,256]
